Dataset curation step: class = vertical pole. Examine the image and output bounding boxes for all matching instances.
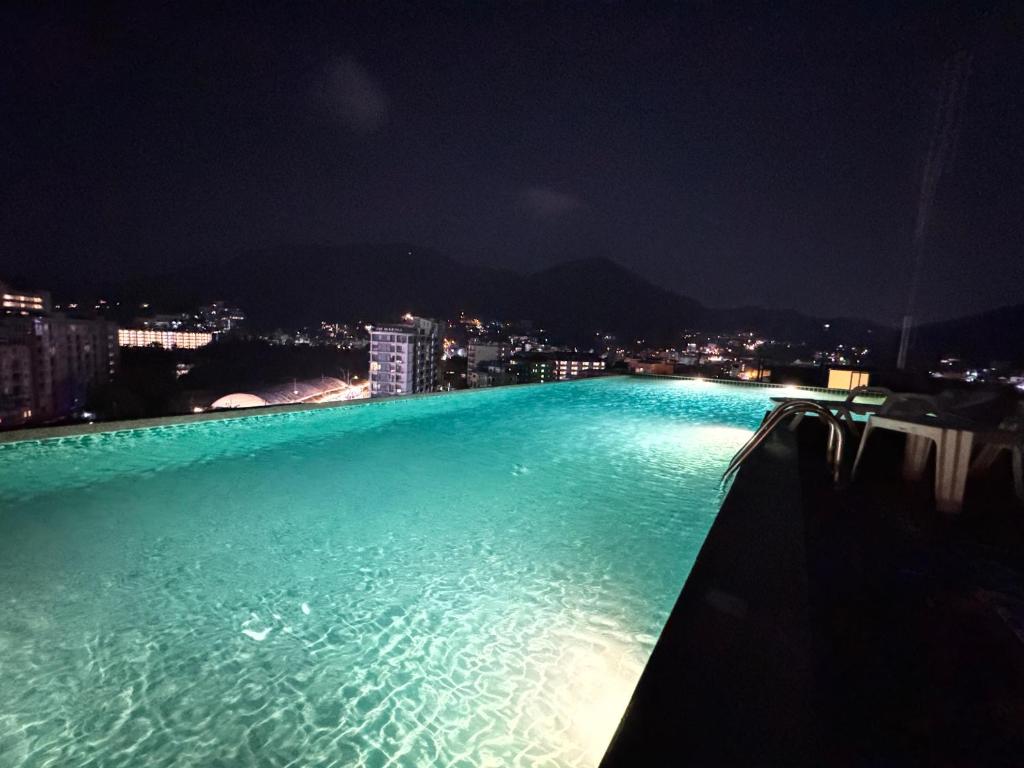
[896,315,913,370]
[897,50,971,370]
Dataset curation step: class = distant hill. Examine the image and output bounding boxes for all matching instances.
[27,241,1021,363]
[121,243,887,347]
[512,257,704,343]
[184,244,510,326]
[189,246,707,340]
[914,304,1024,365]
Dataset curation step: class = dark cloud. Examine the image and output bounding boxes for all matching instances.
[311,56,389,133]
[522,187,587,219]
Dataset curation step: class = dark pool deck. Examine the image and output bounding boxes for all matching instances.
[602,420,1024,767]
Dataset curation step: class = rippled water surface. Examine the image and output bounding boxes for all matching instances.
[0,377,781,767]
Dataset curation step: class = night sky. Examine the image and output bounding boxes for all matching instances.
[2,1,1021,323]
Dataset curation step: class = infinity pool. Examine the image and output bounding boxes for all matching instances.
[0,377,784,767]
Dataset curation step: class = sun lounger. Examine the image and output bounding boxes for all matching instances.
[852,413,981,513]
[970,408,1024,503]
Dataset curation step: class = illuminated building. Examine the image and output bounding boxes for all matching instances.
[509,352,555,384]
[506,352,605,385]
[0,280,50,316]
[0,314,118,427]
[553,354,604,380]
[1,278,117,427]
[118,328,213,350]
[368,316,443,397]
[826,368,870,390]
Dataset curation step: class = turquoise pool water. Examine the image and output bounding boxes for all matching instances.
[0,377,786,767]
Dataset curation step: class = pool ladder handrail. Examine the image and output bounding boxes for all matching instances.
[722,399,851,486]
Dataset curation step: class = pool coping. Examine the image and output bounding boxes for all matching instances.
[628,371,854,396]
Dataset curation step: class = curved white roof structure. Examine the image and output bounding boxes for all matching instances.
[210,377,349,409]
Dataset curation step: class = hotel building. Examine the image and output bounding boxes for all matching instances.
[0,309,118,428]
[369,316,443,397]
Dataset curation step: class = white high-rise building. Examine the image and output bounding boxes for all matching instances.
[368,316,443,397]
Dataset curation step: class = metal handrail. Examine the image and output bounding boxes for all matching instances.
[726,400,841,475]
[844,384,893,403]
[722,399,850,486]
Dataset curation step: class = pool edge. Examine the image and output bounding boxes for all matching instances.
[0,375,624,446]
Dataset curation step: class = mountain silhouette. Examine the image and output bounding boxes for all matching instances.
[15,242,1020,363]
[143,243,889,346]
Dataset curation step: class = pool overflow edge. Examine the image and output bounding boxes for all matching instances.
[0,372,852,447]
[0,375,625,447]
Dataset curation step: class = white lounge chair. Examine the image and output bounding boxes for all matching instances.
[851,390,1013,514]
[852,412,977,513]
[970,407,1024,504]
